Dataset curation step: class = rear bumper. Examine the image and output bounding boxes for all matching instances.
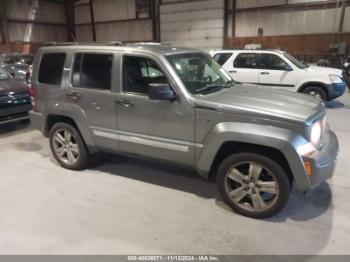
[303,129,338,190]
[29,111,43,132]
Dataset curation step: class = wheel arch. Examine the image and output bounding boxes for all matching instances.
[208,141,293,184]
[44,113,97,153]
[297,81,329,99]
[195,122,310,191]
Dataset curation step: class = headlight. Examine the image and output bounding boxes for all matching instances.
[329,74,343,84]
[310,121,322,146]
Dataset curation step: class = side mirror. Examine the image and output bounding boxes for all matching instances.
[284,65,293,71]
[148,83,176,101]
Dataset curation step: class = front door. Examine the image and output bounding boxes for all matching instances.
[115,53,195,166]
[258,53,296,91]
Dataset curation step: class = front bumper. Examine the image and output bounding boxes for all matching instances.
[327,82,347,100]
[0,104,31,125]
[302,129,338,190]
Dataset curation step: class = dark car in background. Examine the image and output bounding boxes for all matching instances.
[0,68,31,125]
[0,53,33,83]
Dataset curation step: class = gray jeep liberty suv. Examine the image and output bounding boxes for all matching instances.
[29,42,339,218]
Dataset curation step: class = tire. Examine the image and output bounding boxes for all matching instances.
[49,122,89,170]
[217,153,291,219]
[302,86,327,102]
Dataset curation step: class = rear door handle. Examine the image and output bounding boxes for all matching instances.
[66,92,80,100]
[260,72,270,75]
[116,99,134,108]
[229,70,237,73]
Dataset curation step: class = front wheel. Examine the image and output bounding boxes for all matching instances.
[217,153,291,218]
[49,122,90,170]
[302,86,327,102]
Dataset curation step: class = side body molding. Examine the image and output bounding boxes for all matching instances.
[196,122,311,191]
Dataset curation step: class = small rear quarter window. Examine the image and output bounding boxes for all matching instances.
[213,53,233,66]
[38,53,66,85]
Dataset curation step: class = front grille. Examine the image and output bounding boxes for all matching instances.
[0,92,30,105]
[12,92,30,99]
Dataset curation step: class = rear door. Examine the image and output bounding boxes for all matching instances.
[258,53,296,90]
[230,52,259,84]
[67,51,119,151]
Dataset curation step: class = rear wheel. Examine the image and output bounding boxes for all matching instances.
[217,153,291,218]
[49,122,89,170]
[302,86,327,101]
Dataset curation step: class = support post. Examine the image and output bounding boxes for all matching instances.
[0,0,9,49]
[337,0,346,45]
[64,0,76,41]
[231,0,236,38]
[89,0,96,41]
[224,0,228,39]
[151,0,160,42]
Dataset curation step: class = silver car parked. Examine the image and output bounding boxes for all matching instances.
[29,42,339,218]
[0,53,33,83]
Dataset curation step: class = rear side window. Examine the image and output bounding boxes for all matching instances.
[72,53,113,90]
[233,53,258,69]
[38,53,66,85]
[213,53,232,66]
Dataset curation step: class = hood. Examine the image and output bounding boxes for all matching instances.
[194,85,324,125]
[0,78,29,96]
[306,65,343,76]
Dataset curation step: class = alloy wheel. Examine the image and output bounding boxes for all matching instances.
[307,91,322,100]
[52,128,80,165]
[224,162,279,212]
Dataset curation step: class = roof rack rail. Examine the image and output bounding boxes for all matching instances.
[43,41,124,46]
[44,42,79,46]
[106,41,124,46]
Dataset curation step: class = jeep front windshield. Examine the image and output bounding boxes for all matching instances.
[284,53,307,69]
[167,53,234,95]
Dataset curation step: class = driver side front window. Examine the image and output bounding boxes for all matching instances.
[123,56,168,95]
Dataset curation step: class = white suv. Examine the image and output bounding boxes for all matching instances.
[210,49,347,101]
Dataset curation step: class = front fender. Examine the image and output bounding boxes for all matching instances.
[196,122,311,191]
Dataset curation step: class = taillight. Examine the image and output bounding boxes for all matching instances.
[28,83,36,111]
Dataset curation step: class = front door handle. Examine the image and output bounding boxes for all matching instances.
[116,99,134,108]
[260,72,270,75]
[229,70,237,73]
[66,92,80,100]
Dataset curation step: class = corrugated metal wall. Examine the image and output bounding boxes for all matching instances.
[343,6,350,32]
[5,0,67,42]
[74,0,153,42]
[234,0,348,37]
[74,0,93,41]
[160,0,224,49]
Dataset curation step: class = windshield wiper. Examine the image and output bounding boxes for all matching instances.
[195,83,232,94]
